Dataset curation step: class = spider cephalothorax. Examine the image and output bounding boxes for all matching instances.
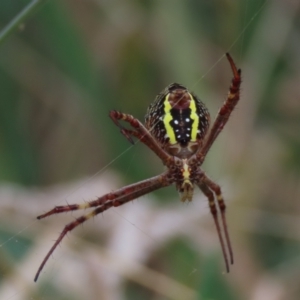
[34,53,241,282]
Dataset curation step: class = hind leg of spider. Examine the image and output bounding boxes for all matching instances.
[34,172,172,282]
[34,200,114,282]
[202,175,233,265]
[198,181,230,272]
[37,174,169,220]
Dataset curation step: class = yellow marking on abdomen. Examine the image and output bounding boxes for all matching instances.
[188,93,199,141]
[163,94,177,144]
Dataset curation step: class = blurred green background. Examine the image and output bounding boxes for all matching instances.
[0,0,300,299]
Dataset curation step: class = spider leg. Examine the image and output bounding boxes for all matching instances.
[197,53,241,162]
[37,174,171,219]
[201,174,233,266]
[109,110,173,166]
[197,181,230,272]
[109,110,135,144]
[34,172,173,282]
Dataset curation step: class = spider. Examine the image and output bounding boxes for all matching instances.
[34,53,241,282]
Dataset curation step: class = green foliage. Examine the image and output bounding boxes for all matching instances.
[199,255,237,300]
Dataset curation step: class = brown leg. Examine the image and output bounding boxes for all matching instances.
[196,53,241,163]
[37,174,170,219]
[198,182,230,272]
[202,175,233,265]
[109,110,174,166]
[34,172,173,282]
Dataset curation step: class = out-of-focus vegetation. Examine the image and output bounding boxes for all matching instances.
[0,0,300,299]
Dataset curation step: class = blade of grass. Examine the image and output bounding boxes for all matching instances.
[0,0,48,45]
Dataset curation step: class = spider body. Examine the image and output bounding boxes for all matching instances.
[145,83,210,158]
[34,53,241,282]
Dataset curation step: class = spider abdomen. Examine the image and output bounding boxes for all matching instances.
[145,83,210,158]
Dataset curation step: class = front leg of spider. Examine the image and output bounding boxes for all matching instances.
[34,53,241,281]
[109,110,136,145]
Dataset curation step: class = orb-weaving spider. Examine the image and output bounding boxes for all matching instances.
[34,53,241,282]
